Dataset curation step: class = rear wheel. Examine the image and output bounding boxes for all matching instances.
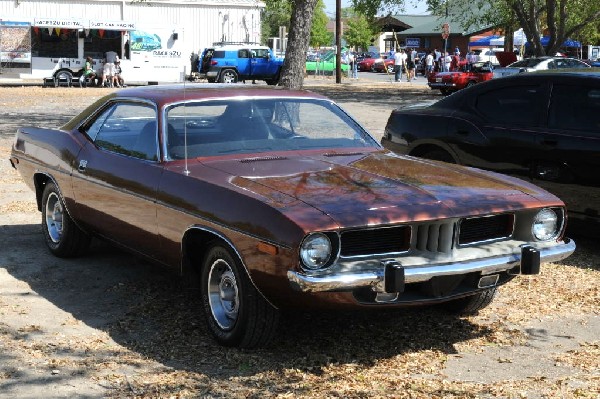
[41,182,91,257]
[465,81,476,89]
[219,69,238,84]
[200,242,279,347]
[442,288,497,315]
[386,64,394,74]
[420,148,456,163]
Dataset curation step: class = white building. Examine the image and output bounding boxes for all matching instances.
[0,0,264,83]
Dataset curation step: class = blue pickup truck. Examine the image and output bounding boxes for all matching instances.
[198,43,284,84]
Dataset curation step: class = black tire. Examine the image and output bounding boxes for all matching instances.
[465,81,476,88]
[54,70,73,87]
[440,88,450,96]
[219,69,238,84]
[207,78,216,83]
[442,288,497,315]
[41,182,91,258]
[201,242,279,348]
[420,148,456,163]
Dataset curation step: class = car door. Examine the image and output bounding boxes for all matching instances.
[464,82,547,178]
[250,48,271,77]
[236,49,251,77]
[71,100,163,258]
[533,81,600,220]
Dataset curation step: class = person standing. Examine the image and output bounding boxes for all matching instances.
[101,50,118,87]
[425,51,434,77]
[393,48,405,82]
[406,48,415,82]
[434,48,441,71]
[444,51,452,72]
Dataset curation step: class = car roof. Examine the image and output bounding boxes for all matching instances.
[429,70,600,108]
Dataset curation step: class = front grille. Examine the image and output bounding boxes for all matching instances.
[414,222,455,253]
[340,226,410,257]
[459,213,514,245]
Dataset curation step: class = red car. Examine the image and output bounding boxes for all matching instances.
[10,85,574,348]
[372,58,395,73]
[428,62,494,95]
[357,55,387,72]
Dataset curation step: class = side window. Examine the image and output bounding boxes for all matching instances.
[475,85,543,125]
[238,49,249,58]
[252,49,270,59]
[549,85,600,134]
[91,102,158,161]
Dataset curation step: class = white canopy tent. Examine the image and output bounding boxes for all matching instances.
[489,29,527,46]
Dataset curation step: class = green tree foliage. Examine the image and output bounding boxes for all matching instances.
[352,0,600,56]
[344,14,376,50]
[261,0,292,43]
[311,0,334,47]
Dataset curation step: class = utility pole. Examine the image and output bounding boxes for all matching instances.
[335,0,341,83]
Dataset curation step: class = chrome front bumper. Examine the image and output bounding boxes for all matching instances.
[288,239,575,293]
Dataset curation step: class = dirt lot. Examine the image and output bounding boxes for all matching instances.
[0,83,599,398]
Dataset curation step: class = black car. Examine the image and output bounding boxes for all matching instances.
[381,71,600,235]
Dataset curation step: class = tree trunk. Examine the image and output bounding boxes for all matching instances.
[279,0,319,89]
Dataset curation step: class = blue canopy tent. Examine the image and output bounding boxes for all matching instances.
[526,36,582,48]
[469,35,502,47]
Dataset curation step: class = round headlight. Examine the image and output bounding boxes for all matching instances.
[300,233,332,270]
[532,208,559,241]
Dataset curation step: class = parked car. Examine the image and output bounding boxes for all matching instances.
[427,61,494,95]
[10,85,575,348]
[357,55,385,72]
[372,58,395,73]
[382,71,600,235]
[583,58,600,67]
[198,43,283,84]
[493,56,590,78]
[305,49,349,74]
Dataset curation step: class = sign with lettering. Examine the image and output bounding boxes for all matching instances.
[406,38,420,48]
[34,18,84,29]
[89,21,136,30]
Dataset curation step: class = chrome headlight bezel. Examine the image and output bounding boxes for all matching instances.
[532,208,560,241]
[300,233,333,271]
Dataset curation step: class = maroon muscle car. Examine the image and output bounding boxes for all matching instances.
[428,62,494,95]
[9,85,575,348]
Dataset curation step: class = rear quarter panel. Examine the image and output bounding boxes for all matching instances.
[11,127,86,211]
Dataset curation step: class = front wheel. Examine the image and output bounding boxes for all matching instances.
[442,288,497,315]
[201,242,279,347]
[386,65,394,74]
[219,69,238,84]
[41,182,91,257]
[420,148,456,163]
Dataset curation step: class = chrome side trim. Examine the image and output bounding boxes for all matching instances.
[287,238,575,293]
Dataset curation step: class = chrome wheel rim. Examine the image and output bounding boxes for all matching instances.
[45,192,63,243]
[222,71,235,84]
[207,259,239,330]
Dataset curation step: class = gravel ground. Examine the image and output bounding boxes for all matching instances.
[0,83,598,398]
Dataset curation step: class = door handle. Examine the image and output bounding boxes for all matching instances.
[78,159,88,173]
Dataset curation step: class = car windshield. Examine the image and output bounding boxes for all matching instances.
[509,58,544,68]
[165,98,378,160]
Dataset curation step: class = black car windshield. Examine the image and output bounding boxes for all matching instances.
[165,98,378,159]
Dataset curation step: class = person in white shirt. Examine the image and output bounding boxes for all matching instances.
[101,51,119,87]
[444,52,452,72]
[393,48,406,82]
[425,52,434,77]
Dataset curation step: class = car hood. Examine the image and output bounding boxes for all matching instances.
[201,150,555,230]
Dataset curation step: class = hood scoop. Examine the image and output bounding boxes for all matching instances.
[324,152,364,157]
[240,156,288,163]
